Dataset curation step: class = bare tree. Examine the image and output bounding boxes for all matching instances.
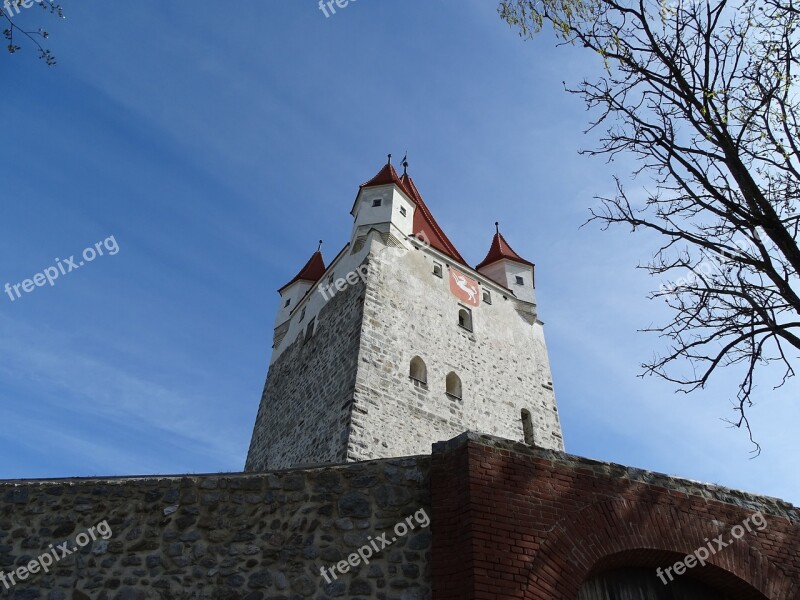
[3,0,63,65]
[500,0,800,451]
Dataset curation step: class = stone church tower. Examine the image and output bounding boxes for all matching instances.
[245,158,564,471]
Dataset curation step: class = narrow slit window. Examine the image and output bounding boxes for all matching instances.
[433,263,443,278]
[458,308,473,332]
[521,409,535,446]
[304,317,316,343]
[400,206,407,217]
[284,298,291,307]
[483,290,492,305]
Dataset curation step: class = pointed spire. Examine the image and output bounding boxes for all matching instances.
[356,157,467,265]
[475,226,535,270]
[360,159,405,190]
[278,245,326,292]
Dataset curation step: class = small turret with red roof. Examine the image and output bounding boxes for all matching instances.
[352,155,468,266]
[350,157,454,265]
[476,223,537,305]
[274,242,326,328]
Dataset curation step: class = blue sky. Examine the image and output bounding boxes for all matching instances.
[1,0,797,504]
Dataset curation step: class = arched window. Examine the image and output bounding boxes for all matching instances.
[446,372,462,399]
[409,356,427,384]
[458,308,473,332]
[521,409,535,446]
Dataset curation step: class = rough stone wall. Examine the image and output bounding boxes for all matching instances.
[245,276,366,472]
[0,456,431,599]
[431,432,800,600]
[347,242,563,463]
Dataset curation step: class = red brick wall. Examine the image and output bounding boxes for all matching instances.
[431,433,800,600]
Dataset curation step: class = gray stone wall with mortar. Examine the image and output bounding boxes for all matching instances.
[347,241,563,463]
[0,456,431,599]
[246,229,563,472]
[245,277,366,472]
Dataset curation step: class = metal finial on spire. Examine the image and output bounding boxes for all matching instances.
[402,152,409,175]
[387,153,392,165]
[495,222,500,234]
[317,240,323,252]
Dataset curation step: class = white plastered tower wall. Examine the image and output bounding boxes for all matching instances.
[478,259,537,305]
[274,280,312,328]
[245,166,564,472]
[267,181,418,366]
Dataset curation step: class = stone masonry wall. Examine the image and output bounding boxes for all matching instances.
[347,241,563,463]
[0,456,431,599]
[245,276,366,472]
[431,432,800,600]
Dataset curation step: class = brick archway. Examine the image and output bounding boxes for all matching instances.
[431,435,800,600]
[525,497,787,599]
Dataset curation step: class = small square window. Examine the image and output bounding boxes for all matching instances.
[483,290,492,305]
[515,276,524,285]
[400,206,407,217]
[372,198,382,207]
[284,298,291,307]
[433,263,443,278]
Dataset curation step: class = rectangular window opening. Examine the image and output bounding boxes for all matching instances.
[304,317,316,343]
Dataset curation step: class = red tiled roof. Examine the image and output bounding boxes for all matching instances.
[475,231,535,270]
[278,250,326,292]
[399,173,467,265]
[360,162,405,189]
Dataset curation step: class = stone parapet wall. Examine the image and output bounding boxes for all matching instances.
[0,456,431,599]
